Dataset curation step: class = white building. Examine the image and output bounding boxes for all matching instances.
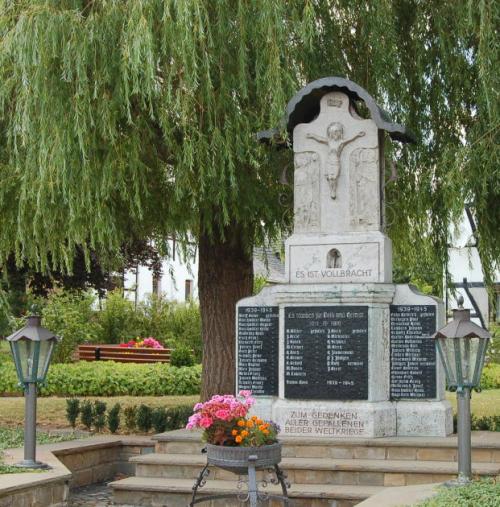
[446,208,499,326]
[123,239,198,304]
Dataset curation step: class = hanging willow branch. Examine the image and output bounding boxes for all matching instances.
[0,0,498,292]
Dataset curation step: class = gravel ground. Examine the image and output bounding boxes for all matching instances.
[69,483,138,507]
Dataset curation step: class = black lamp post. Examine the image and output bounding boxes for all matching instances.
[6,315,60,469]
[432,296,490,484]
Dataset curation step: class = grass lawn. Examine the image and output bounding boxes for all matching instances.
[0,395,199,429]
[446,389,500,418]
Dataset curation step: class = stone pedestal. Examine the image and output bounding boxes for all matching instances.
[236,283,452,437]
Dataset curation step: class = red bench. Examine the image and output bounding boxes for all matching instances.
[78,344,171,363]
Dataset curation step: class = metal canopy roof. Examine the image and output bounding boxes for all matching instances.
[257,76,416,146]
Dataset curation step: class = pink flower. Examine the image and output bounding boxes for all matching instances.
[238,390,252,398]
[193,403,203,411]
[215,409,231,421]
[199,416,213,429]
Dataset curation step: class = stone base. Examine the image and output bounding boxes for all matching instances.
[285,231,392,284]
[395,401,453,437]
[271,399,396,438]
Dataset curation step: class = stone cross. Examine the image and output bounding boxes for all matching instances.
[293,91,381,235]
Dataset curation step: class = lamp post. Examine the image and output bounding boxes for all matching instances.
[6,314,60,469]
[432,296,490,484]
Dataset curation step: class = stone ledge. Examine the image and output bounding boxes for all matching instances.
[110,476,382,500]
[154,428,500,449]
[0,435,154,507]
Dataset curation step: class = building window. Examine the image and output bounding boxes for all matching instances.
[185,279,193,301]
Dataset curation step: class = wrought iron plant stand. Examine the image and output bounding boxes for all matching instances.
[190,442,291,506]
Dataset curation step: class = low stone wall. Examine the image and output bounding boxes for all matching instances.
[0,436,154,507]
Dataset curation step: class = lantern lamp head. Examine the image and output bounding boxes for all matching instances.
[6,315,60,385]
[432,298,490,391]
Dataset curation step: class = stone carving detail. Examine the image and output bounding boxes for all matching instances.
[350,148,379,227]
[306,122,365,200]
[294,152,320,232]
[326,248,342,268]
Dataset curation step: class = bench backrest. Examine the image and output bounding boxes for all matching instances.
[78,344,171,363]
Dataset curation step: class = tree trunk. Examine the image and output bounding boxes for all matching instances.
[198,223,253,400]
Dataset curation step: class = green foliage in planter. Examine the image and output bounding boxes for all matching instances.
[0,361,201,396]
[170,346,195,367]
[480,363,500,389]
[417,479,500,506]
[93,400,107,432]
[80,401,94,431]
[124,406,137,432]
[151,407,168,433]
[136,404,152,432]
[41,289,100,363]
[108,403,121,434]
[65,399,80,429]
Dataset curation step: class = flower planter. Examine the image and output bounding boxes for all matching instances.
[206,442,282,475]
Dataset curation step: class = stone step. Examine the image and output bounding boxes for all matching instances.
[110,476,382,507]
[130,452,500,487]
[153,430,500,463]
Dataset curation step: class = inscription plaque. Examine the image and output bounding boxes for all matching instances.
[237,306,279,396]
[390,305,437,399]
[284,305,368,399]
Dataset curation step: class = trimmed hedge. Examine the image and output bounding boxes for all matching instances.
[0,361,201,397]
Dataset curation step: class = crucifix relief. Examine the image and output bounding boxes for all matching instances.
[306,122,365,199]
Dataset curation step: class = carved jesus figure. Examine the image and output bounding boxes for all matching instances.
[306,122,365,199]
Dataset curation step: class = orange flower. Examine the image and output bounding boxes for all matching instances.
[246,420,254,428]
[258,424,266,431]
[235,436,242,443]
[251,416,258,421]
[241,430,249,438]
[231,429,238,436]
[256,419,263,425]
[263,429,269,435]
[237,420,245,427]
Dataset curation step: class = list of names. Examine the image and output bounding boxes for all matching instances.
[237,306,279,395]
[284,306,368,400]
[390,305,437,399]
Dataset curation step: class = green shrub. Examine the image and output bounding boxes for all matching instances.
[480,363,500,389]
[124,406,137,432]
[166,405,193,430]
[164,303,202,361]
[453,413,500,433]
[66,399,80,429]
[416,479,500,506]
[152,407,168,433]
[136,404,152,432]
[95,289,140,344]
[170,346,195,367]
[0,361,201,396]
[80,401,94,431]
[108,403,121,434]
[94,401,107,432]
[41,289,100,363]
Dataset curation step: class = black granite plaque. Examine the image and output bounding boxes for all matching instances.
[390,305,437,399]
[284,306,368,400]
[237,306,279,396]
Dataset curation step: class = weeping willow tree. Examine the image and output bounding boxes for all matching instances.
[0,0,498,398]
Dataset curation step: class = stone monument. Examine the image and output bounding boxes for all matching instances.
[238,77,452,437]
